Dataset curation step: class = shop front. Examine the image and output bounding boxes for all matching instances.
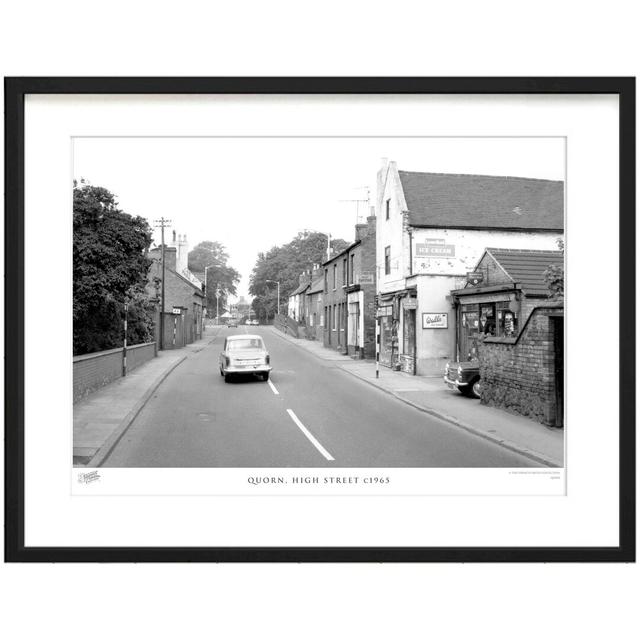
[453,290,520,362]
[376,288,416,372]
[456,294,519,361]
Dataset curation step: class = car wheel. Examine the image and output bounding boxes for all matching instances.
[470,378,481,399]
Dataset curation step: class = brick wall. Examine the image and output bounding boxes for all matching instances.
[478,306,563,425]
[360,219,377,358]
[73,341,156,403]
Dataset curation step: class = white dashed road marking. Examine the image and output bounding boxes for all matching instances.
[268,380,279,395]
[286,409,335,461]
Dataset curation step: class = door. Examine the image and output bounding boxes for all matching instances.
[402,307,416,374]
[459,305,480,361]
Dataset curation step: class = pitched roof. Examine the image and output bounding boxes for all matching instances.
[486,248,564,296]
[167,268,205,297]
[398,171,564,230]
[290,281,311,296]
[307,276,324,295]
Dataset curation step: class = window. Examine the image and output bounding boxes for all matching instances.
[343,258,347,286]
[349,253,355,284]
[385,198,390,220]
[324,268,328,293]
[479,303,496,336]
[496,301,518,337]
[333,264,337,289]
[384,246,391,275]
[332,305,337,330]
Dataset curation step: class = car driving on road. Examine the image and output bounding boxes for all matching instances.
[219,334,271,382]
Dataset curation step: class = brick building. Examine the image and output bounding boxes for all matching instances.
[148,245,205,348]
[376,160,564,375]
[479,305,563,426]
[304,266,325,341]
[322,214,376,357]
[450,248,564,426]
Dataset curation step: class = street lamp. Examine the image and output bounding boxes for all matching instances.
[266,279,280,316]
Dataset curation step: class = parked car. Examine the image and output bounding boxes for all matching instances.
[444,361,481,398]
[228,320,238,328]
[251,319,259,326]
[219,334,271,382]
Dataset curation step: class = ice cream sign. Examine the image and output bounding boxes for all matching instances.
[415,239,455,258]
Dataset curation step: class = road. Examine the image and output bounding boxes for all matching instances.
[103,326,540,467]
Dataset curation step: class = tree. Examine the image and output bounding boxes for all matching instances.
[73,180,154,355]
[188,241,241,315]
[248,231,349,322]
[544,238,564,300]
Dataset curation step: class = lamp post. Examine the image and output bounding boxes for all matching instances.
[266,279,280,316]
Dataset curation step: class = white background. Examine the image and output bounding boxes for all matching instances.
[1,2,638,639]
[28,95,602,547]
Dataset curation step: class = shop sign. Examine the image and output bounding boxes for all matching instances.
[357,272,374,284]
[466,271,484,286]
[422,312,448,329]
[172,307,182,315]
[403,298,418,310]
[415,242,456,258]
[376,306,392,318]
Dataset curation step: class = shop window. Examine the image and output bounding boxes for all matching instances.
[479,303,497,336]
[496,301,518,337]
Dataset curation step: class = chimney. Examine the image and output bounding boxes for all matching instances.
[367,207,377,236]
[355,223,368,242]
[299,270,312,286]
[163,246,177,271]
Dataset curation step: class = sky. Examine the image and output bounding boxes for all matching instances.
[73,137,565,300]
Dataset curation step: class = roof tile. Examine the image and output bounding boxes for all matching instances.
[399,171,564,230]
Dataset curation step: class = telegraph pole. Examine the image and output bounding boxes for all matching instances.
[153,217,172,349]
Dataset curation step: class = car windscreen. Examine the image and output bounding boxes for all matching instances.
[227,338,264,350]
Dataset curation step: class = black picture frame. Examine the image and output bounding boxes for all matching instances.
[4,77,635,563]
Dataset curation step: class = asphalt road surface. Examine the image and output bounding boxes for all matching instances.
[103,326,539,467]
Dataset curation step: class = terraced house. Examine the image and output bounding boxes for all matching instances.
[322,214,376,358]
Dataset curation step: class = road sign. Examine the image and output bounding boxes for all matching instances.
[172,307,181,315]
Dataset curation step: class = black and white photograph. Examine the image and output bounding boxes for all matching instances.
[72,136,566,472]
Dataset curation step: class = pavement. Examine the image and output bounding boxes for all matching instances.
[271,327,564,467]
[73,327,224,466]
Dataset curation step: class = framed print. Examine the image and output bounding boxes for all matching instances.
[4,77,635,562]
